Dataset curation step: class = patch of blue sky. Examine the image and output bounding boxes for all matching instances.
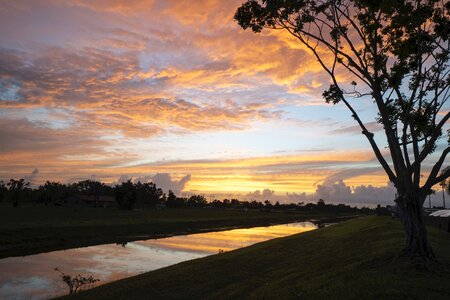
[284,102,351,124]
[149,121,335,161]
[0,81,21,101]
[26,108,74,129]
[0,108,26,119]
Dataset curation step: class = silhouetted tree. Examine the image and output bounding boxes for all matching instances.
[187,194,207,207]
[235,0,450,260]
[210,199,223,208]
[231,198,241,208]
[439,176,448,208]
[7,178,29,207]
[223,199,231,207]
[166,190,185,207]
[0,181,7,202]
[38,181,70,205]
[114,180,137,210]
[447,179,450,195]
[75,180,106,207]
[135,182,165,207]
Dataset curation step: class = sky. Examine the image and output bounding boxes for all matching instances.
[0,0,448,206]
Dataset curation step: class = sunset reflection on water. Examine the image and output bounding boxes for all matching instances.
[0,222,316,300]
[144,223,316,253]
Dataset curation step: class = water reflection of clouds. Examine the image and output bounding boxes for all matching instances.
[0,277,52,300]
[139,222,316,254]
[0,222,316,300]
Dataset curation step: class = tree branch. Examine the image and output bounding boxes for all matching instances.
[412,111,450,169]
[423,146,450,189]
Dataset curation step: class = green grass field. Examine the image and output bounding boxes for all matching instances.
[64,216,450,300]
[0,204,350,258]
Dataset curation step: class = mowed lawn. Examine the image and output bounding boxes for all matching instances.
[65,216,450,300]
[0,204,346,258]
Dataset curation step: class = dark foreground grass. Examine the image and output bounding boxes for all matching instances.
[0,204,348,258]
[65,216,450,300]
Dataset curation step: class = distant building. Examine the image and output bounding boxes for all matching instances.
[426,210,450,232]
[59,195,116,208]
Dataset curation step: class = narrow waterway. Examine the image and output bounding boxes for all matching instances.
[0,222,316,300]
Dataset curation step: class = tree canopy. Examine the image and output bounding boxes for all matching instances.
[235,0,450,259]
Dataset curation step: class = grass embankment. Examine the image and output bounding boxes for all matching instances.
[0,204,350,258]
[66,216,450,300]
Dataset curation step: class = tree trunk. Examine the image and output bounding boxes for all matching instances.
[396,193,434,260]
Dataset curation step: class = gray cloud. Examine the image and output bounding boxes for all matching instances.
[245,189,275,201]
[320,167,381,186]
[313,179,396,206]
[261,180,397,207]
[117,175,132,184]
[113,173,191,194]
[23,168,39,187]
[329,121,382,135]
[0,118,105,154]
[151,173,191,195]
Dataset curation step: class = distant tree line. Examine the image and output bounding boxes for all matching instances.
[1,177,423,213]
[0,179,164,210]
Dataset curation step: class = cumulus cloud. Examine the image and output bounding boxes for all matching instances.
[212,181,395,206]
[113,173,191,195]
[245,188,275,201]
[314,180,396,206]
[252,180,396,207]
[117,175,132,184]
[207,179,397,207]
[352,183,397,205]
[151,173,191,195]
[315,180,352,201]
[23,168,39,186]
[132,175,153,183]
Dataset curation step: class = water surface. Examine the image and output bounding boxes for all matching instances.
[0,222,316,299]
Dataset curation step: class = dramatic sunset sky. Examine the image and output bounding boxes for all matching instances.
[0,1,448,205]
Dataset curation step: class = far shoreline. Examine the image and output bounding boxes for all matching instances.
[0,206,358,259]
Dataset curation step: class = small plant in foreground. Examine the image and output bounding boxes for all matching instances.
[55,267,100,295]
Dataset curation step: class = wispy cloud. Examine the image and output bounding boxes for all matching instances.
[329,121,382,135]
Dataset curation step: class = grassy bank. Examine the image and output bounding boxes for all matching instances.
[65,216,450,300]
[0,204,351,258]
